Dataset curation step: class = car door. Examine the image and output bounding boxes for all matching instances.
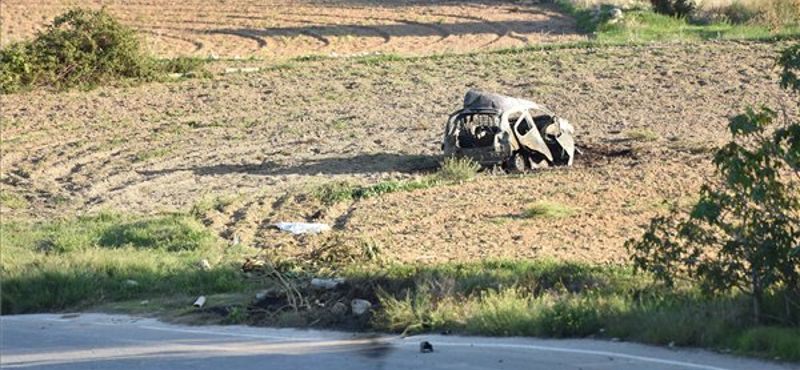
[509,110,553,162]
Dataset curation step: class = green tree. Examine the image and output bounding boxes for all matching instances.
[627,46,799,324]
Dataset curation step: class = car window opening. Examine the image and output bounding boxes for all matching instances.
[457,114,499,148]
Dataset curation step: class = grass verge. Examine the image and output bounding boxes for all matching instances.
[596,9,800,43]
[0,213,258,313]
[352,260,799,361]
[2,216,798,362]
[558,1,800,43]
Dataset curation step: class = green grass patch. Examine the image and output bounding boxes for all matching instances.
[191,193,242,216]
[0,213,257,314]
[624,129,660,142]
[550,1,800,46]
[523,201,577,219]
[355,53,406,65]
[595,9,800,43]
[311,157,481,205]
[4,220,799,362]
[292,54,334,62]
[737,326,800,359]
[312,178,438,205]
[436,157,481,183]
[335,259,800,361]
[0,191,28,209]
[266,62,299,72]
[133,146,173,162]
[155,57,209,75]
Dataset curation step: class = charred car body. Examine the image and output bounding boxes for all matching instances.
[443,90,576,171]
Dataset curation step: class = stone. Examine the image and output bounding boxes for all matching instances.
[311,277,345,290]
[198,259,211,270]
[330,302,348,315]
[351,299,372,315]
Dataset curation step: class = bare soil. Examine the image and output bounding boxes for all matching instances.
[1,0,581,59]
[3,34,795,264]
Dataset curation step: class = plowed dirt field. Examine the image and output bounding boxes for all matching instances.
[2,0,580,59]
[2,30,795,263]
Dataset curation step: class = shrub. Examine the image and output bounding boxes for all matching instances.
[720,1,760,24]
[0,8,156,93]
[650,0,697,17]
[437,157,481,183]
[756,0,800,29]
[0,8,207,93]
[626,46,800,325]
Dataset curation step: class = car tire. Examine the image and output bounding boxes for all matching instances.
[507,152,528,173]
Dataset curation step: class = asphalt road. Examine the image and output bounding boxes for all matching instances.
[1,314,797,370]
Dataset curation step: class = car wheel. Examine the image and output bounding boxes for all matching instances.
[507,152,528,173]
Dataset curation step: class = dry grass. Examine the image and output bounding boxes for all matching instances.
[700,0,800,26]
[561,0,649,9]
[562,0,800,26]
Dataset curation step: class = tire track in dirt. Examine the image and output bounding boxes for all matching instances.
[4,39,790,262]
[226,15,332,49]
[2,0,579,58]
[429,12,522,47]
[199,29,269,49]
[138,29,204,53]
[395,19,451,43]
[282,12,452,45]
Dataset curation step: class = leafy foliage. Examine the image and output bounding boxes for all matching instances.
[0,8,206,93]
[779,45,800,93]
[627,47,800,324]
[649,0,696,18]
[0,8,154,93]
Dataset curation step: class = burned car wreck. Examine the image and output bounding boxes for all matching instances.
[442,90,576,171]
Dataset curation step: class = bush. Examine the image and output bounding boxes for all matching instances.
[437,157,481,183]
[0,8,207,93]
[719,1,761,24]
[650,0,696,17]
[0,8,155,93]
[626,47,800,325]
[701,0,800,26]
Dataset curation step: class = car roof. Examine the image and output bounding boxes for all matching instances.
[462,89,551,115]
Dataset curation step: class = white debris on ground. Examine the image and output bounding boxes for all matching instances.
[275,222,331,234]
